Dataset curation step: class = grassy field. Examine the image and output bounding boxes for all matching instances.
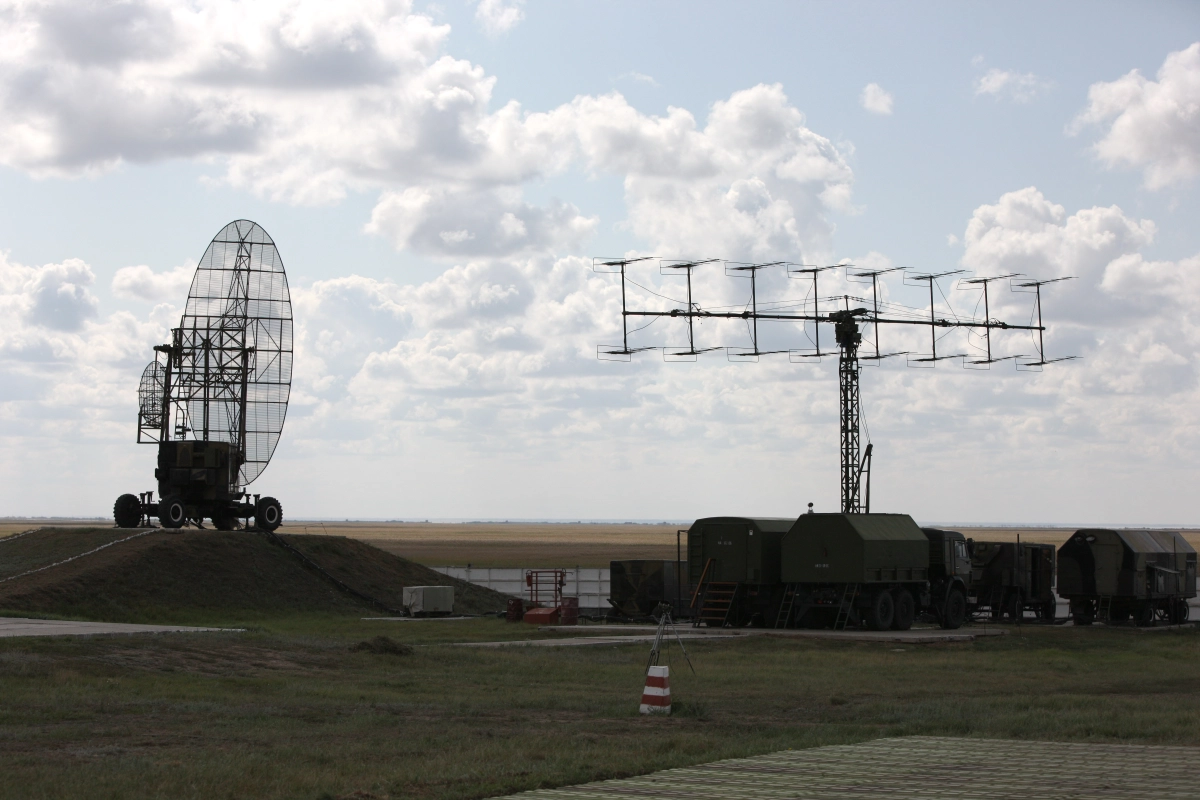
[0,616,1198,800]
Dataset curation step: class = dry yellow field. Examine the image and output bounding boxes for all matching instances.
[4,519,1198,568]
[277,521,1200,567]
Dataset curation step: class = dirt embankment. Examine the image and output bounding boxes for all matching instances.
[0,528,508,622]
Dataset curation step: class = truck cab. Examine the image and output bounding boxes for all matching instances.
[922,528,972,627]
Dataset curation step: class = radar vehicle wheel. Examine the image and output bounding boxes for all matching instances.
[891,589,914,631]
[866,590,894,631]
[212,515,240,531]
[160,497,186,529]
[113,494,142,528]
[256,496,282,532]
[1039,599,1057,622]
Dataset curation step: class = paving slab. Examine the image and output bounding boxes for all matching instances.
[455,634,737,648]
[0,617,238,638]
[537,624,1004,643]
[502,735,1199,799]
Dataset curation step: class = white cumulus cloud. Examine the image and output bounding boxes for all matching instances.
[474,0,524,36]
[1070,42,1200,190]
[860,83,893,115]
[974,68,1050,103]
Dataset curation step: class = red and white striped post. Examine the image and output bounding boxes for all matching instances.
[640,665,671,715]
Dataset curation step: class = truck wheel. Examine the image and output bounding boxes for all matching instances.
[891,589,915,631]
[255,496,283,532]
[160,496,186,530]
[1135,603,1154,627]
[1039,600,1057,622]
[113,494,142,528]
[867,590,894,631]
[941,588,967,630]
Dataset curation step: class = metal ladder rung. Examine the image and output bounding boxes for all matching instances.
[834,583,857,630]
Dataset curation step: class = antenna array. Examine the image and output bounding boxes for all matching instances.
[594,258,1075,514]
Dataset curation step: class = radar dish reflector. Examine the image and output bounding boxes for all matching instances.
[173,220,293,487]
[138,360,165,430]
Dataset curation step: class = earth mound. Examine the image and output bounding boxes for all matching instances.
[0,527,508,623]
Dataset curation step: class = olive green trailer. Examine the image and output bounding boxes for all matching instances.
[777,514,970,631]
[1057,529,1196,626]
[687,517,792,626]
[969,541,1057,622]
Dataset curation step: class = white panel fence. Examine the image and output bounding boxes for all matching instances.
[431,566,610,611]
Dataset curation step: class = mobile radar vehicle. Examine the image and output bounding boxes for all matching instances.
[113,220,293,531]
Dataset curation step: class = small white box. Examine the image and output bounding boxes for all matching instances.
[403,585,454,616]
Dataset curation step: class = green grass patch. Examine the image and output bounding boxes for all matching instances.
[0,619,1197,799]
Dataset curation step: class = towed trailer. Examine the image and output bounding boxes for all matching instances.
[968,540,1057,622]
[687,517,792,627]
[1057,529,1195,626]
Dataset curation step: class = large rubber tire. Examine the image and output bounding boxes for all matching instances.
[1170,599,1190,624]
[255,496,283,532]
[867,590,894,631]
[941,588,967,630]
[1003,592,1023,622]
[113,494,142,528]
[160,496,186,530]
[1135,603,1154,627]
[1040,599,1057,622]
[212,515,240,531]
[891,589,915,631]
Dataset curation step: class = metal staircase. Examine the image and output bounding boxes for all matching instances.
[697,582,740,627]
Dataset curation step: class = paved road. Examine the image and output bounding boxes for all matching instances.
[538,624,1002,643]
[455,633,737,648]
[0,617,238,638]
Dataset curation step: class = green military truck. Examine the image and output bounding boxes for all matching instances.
[687,517,792,626]
[777,514,971,630]
[968,540,1057,622]
[1057,529,1195,626]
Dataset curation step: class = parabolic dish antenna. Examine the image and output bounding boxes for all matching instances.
[116,220,293,531]
[174,219,293,486]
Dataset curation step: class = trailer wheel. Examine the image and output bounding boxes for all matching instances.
[1135,603,1154,627]
[1003,591,1023,622]
[160,496,186,530]
[113,494,142,528]
[866,590,894,631]
[891,589,915,631]
[1039,599,1057,622]
[940,588,966,630]
[1169,599,1190,624]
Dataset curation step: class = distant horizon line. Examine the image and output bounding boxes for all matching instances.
[3,516,1199,529]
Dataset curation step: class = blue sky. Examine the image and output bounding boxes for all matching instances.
[0,1,1198,523]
